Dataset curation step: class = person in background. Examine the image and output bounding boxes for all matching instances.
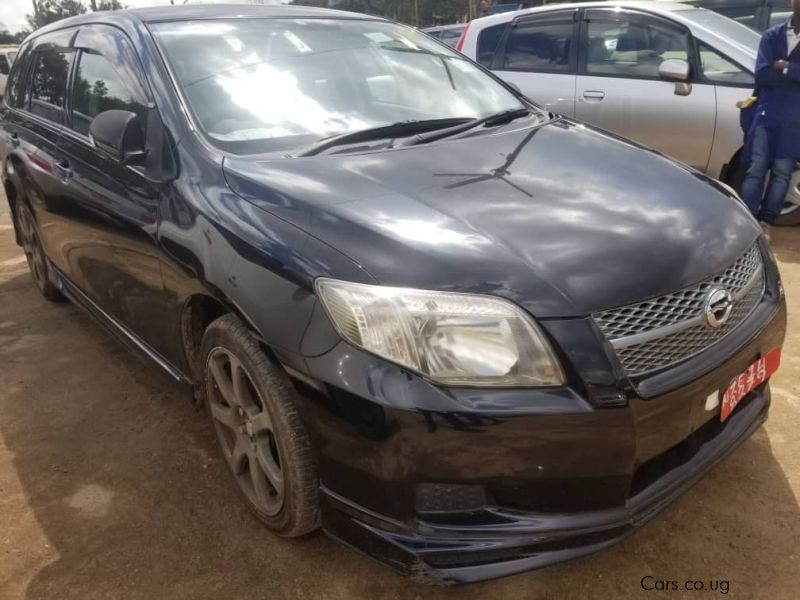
[741,0,800,240]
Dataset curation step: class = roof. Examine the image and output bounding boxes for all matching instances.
[26,3,384,43]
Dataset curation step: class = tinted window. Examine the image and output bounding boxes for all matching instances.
[29,50,73,124]
[0,55,10,75]
[585,18,689,79]
[440,28,464,47]
[501,21,573,72]
[477,23,507,67]
[3,46,30,108]
[699,43,754,85]
[71,51,146,136]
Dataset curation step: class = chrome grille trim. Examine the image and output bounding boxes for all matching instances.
[593,244,765,376]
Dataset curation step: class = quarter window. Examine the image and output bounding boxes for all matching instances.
[71,51,146,136]
[3,45,31,109]
[698,44,754,85]
[29,50,73,124]
[500,21,573,72]
[477,23,508,67]
[585,18,690,79]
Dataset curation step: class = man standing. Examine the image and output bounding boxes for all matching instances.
[741,0,800,239]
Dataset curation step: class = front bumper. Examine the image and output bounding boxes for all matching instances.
[282,258,786,584]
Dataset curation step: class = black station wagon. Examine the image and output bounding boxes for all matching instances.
[0,4,786,584]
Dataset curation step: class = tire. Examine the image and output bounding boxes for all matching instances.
[199,314,320,537]
[14,202,63,301]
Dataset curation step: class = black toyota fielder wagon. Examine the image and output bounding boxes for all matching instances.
[0,4,786,584]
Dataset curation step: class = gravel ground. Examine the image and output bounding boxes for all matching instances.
[0,193,798,600]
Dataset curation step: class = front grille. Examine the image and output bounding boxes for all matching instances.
[593,244,765,377]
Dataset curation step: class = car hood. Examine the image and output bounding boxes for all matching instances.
[223,118,759,318]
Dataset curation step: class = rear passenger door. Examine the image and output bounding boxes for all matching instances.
[574,8,716,172]
[490,11,578,117]
[1,31,78,280]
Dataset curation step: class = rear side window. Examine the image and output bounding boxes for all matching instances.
[29,50,73,124]
[3,45,31,109]
[500,21,573,72]
[477,23,507,66]
[440,28,464,47]
[71,51,147,136]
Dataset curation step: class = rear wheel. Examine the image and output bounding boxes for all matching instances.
[200,314,320,536]
[15,202,63,301]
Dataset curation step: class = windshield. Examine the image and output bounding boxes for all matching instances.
[151,18,526,154]
[676,9,761,51]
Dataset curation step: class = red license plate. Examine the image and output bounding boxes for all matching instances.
[720,348,781,422]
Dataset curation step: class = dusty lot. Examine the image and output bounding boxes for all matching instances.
[0,192,798,600]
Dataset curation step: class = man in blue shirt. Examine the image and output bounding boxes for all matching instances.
[741,0,800,239]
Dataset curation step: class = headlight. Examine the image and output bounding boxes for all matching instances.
[315,278,565,387]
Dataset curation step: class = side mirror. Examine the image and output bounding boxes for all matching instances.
[658,58,690,82]
[89,109,147,165]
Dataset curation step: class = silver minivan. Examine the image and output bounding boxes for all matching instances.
[458,1,800,224]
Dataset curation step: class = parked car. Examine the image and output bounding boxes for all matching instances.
[422,23,465,47]
[684,0,793,31]
[1,4,785,584]
[457,1,800,225]
[0,46,19,99]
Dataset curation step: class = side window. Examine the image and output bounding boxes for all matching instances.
[585,18,690,79]
[29,50,73,124]
[440,28,463,48]
[477,23,508,67]
[698,44,754,85]
[500,21,573,72]
[3,44,31,109]
[71,51,147,136]
[0,54,10,76]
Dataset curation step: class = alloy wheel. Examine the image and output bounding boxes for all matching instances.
[16,205,49,291]
[206,347,285,516]
[780,169,800,218]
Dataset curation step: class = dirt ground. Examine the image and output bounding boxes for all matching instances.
[0,191,798,600]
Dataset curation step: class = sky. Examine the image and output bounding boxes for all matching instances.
[0,0,288,33]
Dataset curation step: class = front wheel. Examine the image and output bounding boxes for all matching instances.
[732,161,800,226]
[200,314,320,536]
[14,202,63,301]
[773,167,800,226]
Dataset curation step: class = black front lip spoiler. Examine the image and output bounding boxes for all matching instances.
[319,387,770,584]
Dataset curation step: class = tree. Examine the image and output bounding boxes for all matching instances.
[27,0,87,30]
[89,0,126,10]
[26,0,128,31]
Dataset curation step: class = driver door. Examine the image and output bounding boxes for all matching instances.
[574,8,716,172]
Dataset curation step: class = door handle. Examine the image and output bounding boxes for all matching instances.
[582,90,605,101]
[10,132,19,148]
[54,159,72,181]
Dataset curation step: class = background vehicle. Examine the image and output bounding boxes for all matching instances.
[0,46,18,99]
[684,0,793,31]
[422,23,465,46]
[458,1,800,225]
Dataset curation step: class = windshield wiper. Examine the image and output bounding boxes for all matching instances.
[396,108,532,148]
[297,118,474,157]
